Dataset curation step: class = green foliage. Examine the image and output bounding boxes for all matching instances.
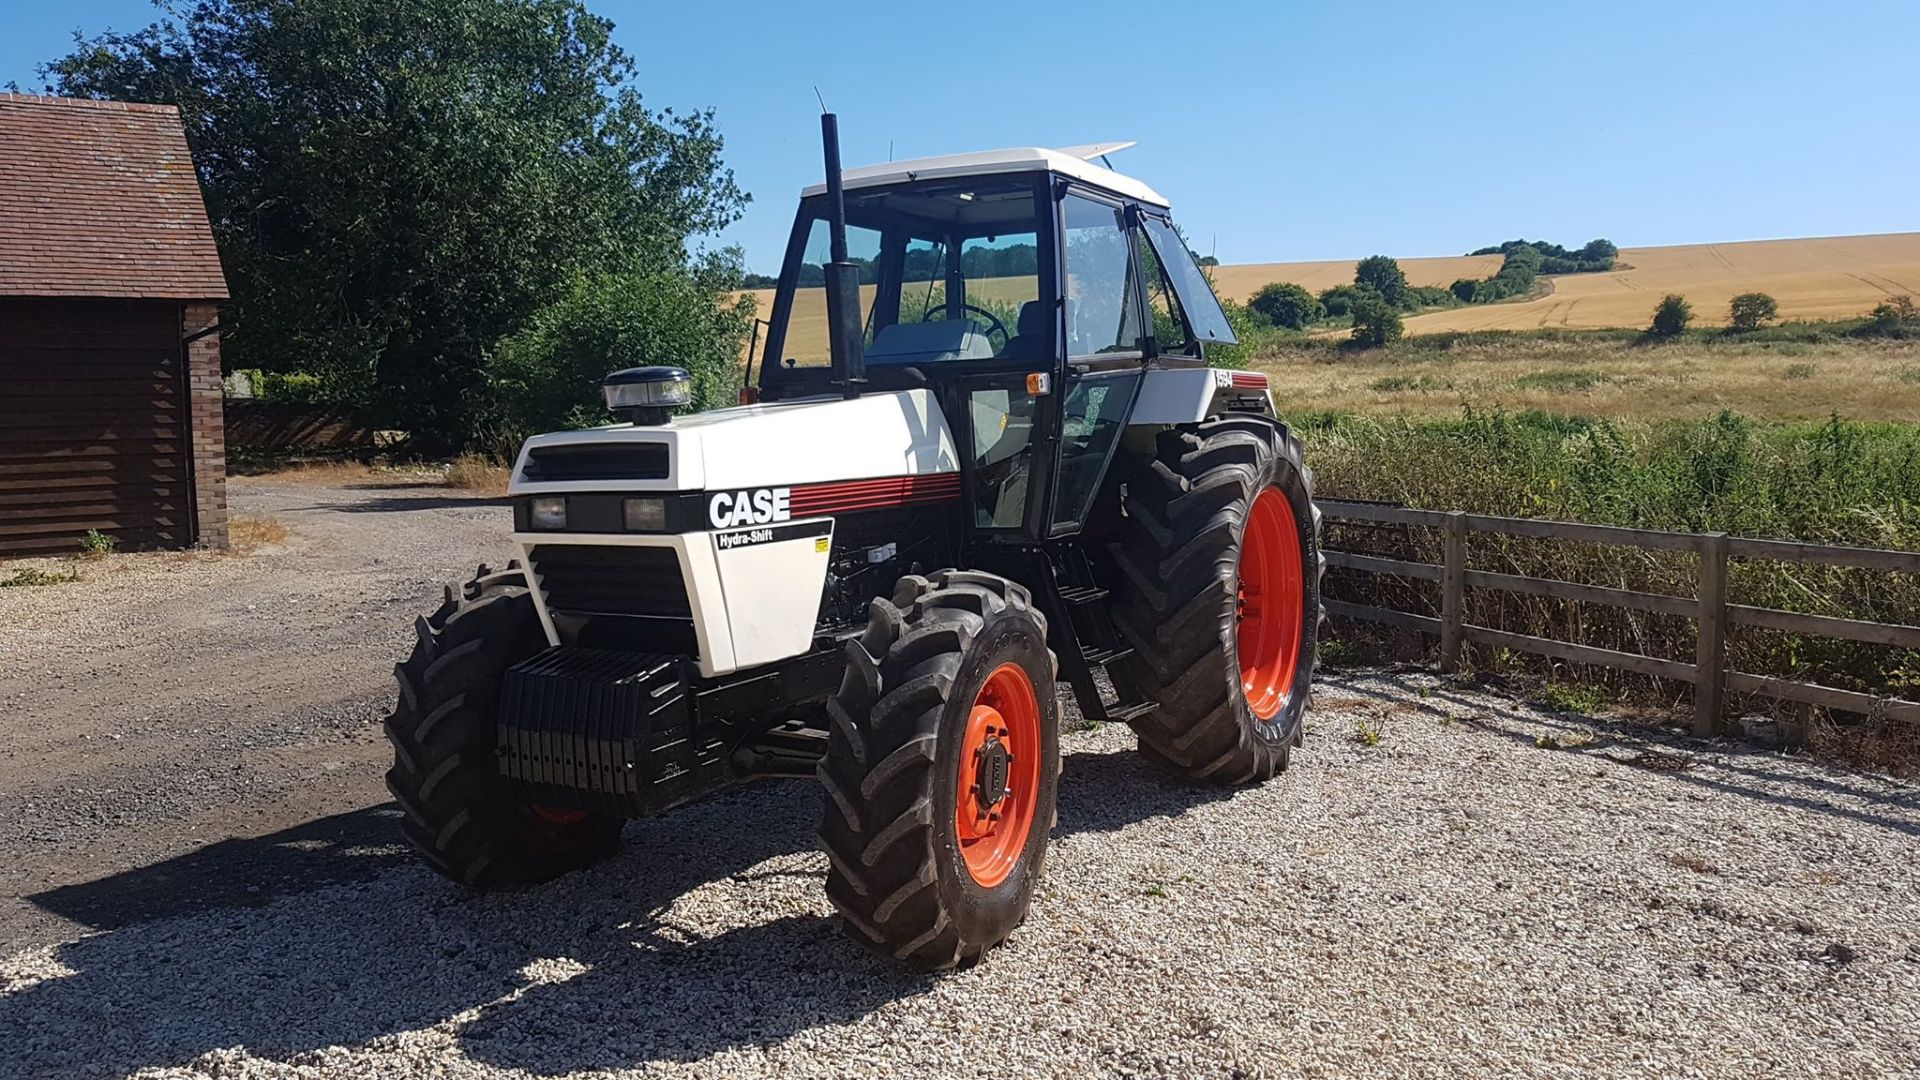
[43,0,747,453]
[1782,363,1816,381]
[1728,292,1779,332]
[1319,283,1378,319]
[232,369,327,404]
[1469,238,1616,274]
[1,567,76,587]
[1354,255,1409,308]
[1348,294,1404,348]
[1248,282,1323,330]
[79,529,117,558]
[1539,682,1609,713]
[1858,295,1920,339]
[1353,717,1383,746]
[1370,374,1453,393]
[1199,298,1271,368]
[1196,254,1220,267]
[1405,285,1461,310]
[484,258,755,451]
[1649,294,1693,337]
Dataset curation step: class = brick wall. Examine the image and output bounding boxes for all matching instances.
[184,301,228,550]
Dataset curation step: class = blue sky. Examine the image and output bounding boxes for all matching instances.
[6,1,1916,273]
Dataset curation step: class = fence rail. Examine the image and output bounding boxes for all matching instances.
[1317,499,1920,734]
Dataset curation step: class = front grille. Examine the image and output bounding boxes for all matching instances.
[522,442,669,482]
[528,544,692,619]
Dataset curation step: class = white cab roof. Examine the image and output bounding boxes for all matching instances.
[801,145,1170,208]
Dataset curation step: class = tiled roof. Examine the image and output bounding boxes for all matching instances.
[0,93,229,300]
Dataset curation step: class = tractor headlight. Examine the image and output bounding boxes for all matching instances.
[603,366,692,425]
[623,497,667,532]
[529,496,568,530]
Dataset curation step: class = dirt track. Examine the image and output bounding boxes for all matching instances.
[2,480,1917,1078]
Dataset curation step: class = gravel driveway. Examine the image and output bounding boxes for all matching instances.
[2,479,1916,1078]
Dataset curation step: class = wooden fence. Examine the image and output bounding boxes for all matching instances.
[1318,500,1920,735]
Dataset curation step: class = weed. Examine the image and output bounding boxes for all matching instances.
[1782,363,1816,380]
[1143,883,1169,898]
[1316,638,1377,668]
[1,567,76,588]
[1447,819,1471,834]
[1513,368,1610,392]
[229,515,290,553]
[1897,366,1920,385]
[1539,682,1610,714]
[1534,734,1562,750]
[78,530,117,559]
[1354,717,1383,747]
[1064,717,1100,734]
[444,454,510,493]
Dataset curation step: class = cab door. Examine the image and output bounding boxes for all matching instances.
[1044,192,1150,537]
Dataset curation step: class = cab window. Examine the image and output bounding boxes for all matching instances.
[1060,196,1144,358]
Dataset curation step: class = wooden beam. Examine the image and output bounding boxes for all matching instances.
[1323,550,1443,582]
[1463,568,1698,617]
[1463,624,1697,683]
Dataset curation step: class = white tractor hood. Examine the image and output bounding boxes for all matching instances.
[509,388,961,495]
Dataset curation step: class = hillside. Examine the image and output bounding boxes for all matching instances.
[1215,232,1920,334]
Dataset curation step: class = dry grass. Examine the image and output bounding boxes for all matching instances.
[1806,714,1920,777]
[228,515,290,554]
[1253,333,1920,422]
[443,454,511,494]
[245,459,382,485]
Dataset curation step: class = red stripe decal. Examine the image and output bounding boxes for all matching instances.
[788,473,961,516]
[1231,372,1269,389]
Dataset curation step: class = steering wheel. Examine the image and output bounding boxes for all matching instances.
[922,303,1010,352]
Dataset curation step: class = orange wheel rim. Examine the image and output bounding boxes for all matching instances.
[1237,487,1305,721]
[954,663,1041,888]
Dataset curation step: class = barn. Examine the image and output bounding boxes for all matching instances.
[0,93,229,558]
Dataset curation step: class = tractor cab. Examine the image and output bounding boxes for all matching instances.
[752,145,1242,539]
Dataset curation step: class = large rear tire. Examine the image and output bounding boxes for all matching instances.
[1110,417,1323,784]
[818,570,1059,971]
[385,564,623,888]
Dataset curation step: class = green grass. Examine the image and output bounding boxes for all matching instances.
[1782,363,1817,381]
[1898,365,1920,385]
[1354,717,1384,746]
[1540,682,1610,714]
[1513,368,1611,392]
[1,567,75,588]
[1369,374,1454,393]
[1301,408,1920,705]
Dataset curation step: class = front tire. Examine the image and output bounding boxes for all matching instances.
[818,570,1059,970]
[384,564,623,888]
[1110,417,1324,784]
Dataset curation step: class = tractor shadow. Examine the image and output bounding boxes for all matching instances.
[4,745,1225,1077]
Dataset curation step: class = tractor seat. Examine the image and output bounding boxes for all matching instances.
[998,301,1050,359]
[866,319,994,365]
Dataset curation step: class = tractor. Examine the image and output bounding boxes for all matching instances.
[385,115,1323,970]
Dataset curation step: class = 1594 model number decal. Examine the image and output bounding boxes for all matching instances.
[709,487,790,529]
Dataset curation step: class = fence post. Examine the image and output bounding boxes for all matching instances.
[1439,510,1466,673]
[1694,532,1730,737]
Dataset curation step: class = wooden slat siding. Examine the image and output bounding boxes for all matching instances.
[1324,599,1442,634]
[0,297,192,557]
[222,400,379,453]
[1324,550,1443,582]
[1727,536,1920,573]
[1729,606,1920,650]
[1725,673,1920,725]
[1463,625,1699,683]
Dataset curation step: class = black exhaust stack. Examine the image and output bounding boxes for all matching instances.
[820,112,866,399]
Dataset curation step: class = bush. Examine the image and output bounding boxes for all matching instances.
[484,260,754,451]
[1649,294,1692,337]
[1249,282,1323,330]
[1319,284,1379,319]
[1728,292,1779,332]
[1354,255,1409,308]
[1858,295,1920,339]
[1349,296,1404,348]
[79,529,117,558]
[1405,285,1460,310]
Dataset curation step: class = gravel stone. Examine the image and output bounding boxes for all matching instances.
[1,480,1916,1078]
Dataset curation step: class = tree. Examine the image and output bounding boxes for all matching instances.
[1650,294,1693,337]
[1248,282,1323,330]
[1354,255,1409,308]
[1578,238,1618,262]
[44,0,747,452]
[1859,295,1919,339]
[1728,292,1778,332]
[1349,294,1404,348]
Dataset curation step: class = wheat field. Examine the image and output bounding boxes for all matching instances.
[1214,232,1920,334]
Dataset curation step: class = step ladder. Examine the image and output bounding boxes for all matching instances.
[1045,548,1158,724]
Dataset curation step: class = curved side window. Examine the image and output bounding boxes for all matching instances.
[1139,215,1237,345]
